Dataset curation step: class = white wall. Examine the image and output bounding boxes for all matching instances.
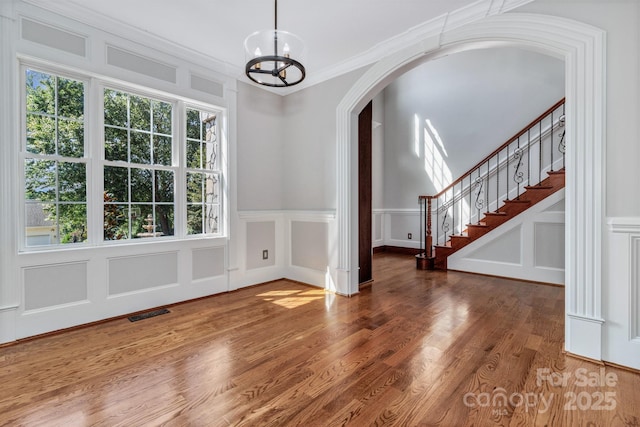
[236,82,284,211]
[382,47,565,209]
[280,67,367,210]
[514,0,640,217]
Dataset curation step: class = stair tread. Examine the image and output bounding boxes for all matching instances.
[524,185,554,190]
[484,212,507,216]
[547,169,565,175]
[467,222,488,227]
[503,199,531,204]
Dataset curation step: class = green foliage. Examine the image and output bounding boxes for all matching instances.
[25,69,87,245]
[24,71,222,245]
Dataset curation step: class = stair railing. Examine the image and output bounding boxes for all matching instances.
[418,99,566,261]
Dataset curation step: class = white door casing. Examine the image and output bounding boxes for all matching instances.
[335,13,606,362]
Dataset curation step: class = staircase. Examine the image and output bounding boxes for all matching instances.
[417,99,566,270]
[431,169,564,269]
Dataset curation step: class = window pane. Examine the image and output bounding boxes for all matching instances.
[155,170,174,202]
[204,204,219,234]
[186,206,202,235]
[186,140,201,169]
[104,89,128,127]
[153,135,172,166]
[58,204,87,243]
[153,101,172,135]
[203,113,216,142]
[105,126,128,162]
[26,70,55,114]
[59,162,86,202]
[204,173,219,203]
[132,205,154,238]
[25,159,56,201]
[57,77,84,119]
[104,166,129,202]
[104,203,129,240]
[131,168,152,202]
[186,172,203,203]
[187,204,217,235]
[58,119,84,157]
[203,142,217,170]
[155,205,174,236]
[26,115,55,155]
[25,201,55,246]
[130,131,151,164]
[130,95,150,131]
[186,109,201,139]
[186,169,219,236]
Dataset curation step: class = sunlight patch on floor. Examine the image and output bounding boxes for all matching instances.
[256,288,326,309]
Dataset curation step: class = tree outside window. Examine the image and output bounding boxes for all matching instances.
[22,66,224,248]
[103,88,174,240]
[24,69,86,246]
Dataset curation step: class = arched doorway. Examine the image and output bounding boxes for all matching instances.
[334,14,606,361]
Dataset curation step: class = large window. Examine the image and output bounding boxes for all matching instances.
[103,88,175,240]
[24,69,87,246]
[21,66,224,249]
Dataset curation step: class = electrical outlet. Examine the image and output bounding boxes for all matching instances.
[262,249,268,260]
[408,233,412,239]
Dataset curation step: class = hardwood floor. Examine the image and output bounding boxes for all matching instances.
[1,253,639,426]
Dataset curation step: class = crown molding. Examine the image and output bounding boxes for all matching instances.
[19,0,534,96]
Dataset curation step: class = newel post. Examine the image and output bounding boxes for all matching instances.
[417,196,435,270]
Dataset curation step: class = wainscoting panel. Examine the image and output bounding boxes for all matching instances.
[373,209,421,249]
[633,236,640,341]
[605,217,640,370]
[291,221,329,272]
[108,251,178,296]
[534,222,565,269]
[23,261,88,311]
[466,225,522,264]
[246,221,276,270]
[192,246,225,281]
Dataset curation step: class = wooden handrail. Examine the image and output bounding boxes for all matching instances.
[418,98,565,200]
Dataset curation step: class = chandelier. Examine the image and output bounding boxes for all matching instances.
[244,0,306,87]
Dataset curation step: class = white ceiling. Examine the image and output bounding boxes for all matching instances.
[22,0,528,91]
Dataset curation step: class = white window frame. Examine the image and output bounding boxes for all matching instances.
[19,60,226,252]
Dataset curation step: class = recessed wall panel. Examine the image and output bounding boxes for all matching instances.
[467,225,522,264]
[632,236,640,340]
[534,223,565,269]
[291,221,328,272]
[191,74,224,97]
[109,252,178,296]
[374,213,382,241]
[192,247,225,280]
[24,262,87,311]
[21,19,86,57]
[106,45,177,83]
[247,221,275,270]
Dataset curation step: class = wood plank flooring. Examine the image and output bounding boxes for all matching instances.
[1,252,639,426]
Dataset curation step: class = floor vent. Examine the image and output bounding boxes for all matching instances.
[128,308,170,322]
